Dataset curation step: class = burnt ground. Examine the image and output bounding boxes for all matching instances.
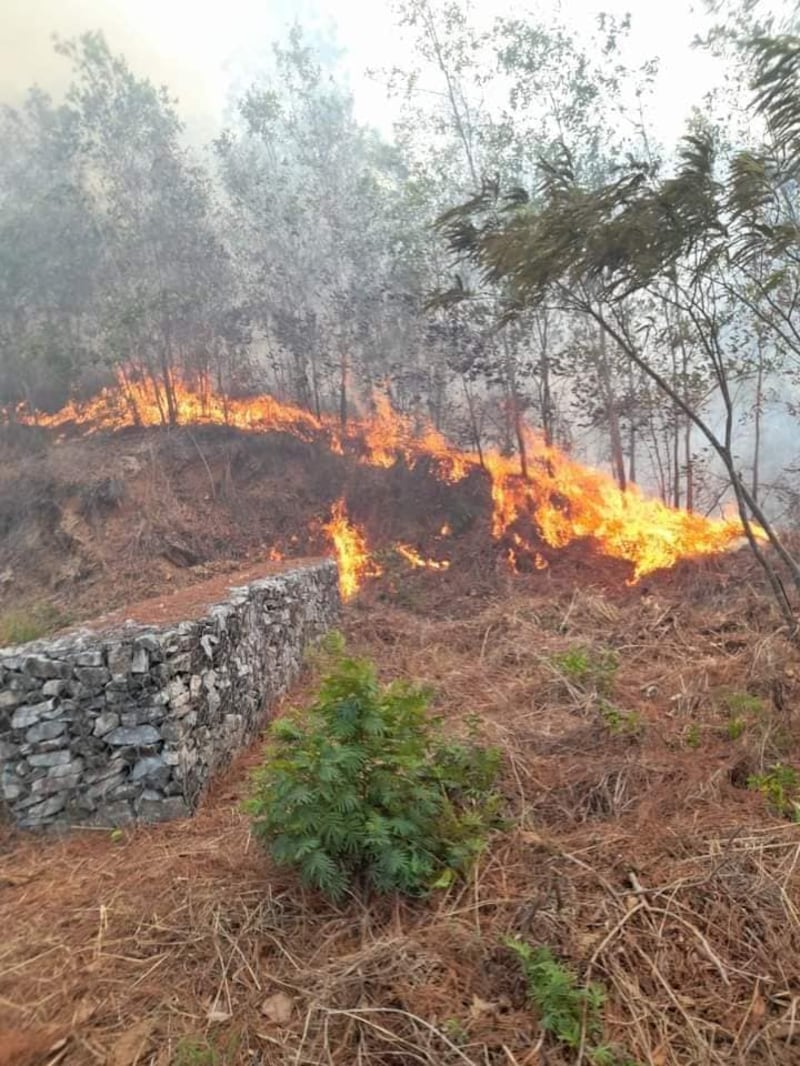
[2,427,800,1065]
[0,423,495,638]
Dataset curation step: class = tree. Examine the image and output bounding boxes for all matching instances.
[0,89,99,413]
[217,27,416,425]
[58,33,242,423]
[434,36,800,630]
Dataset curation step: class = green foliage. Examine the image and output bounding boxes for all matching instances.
[442,1017,469,1045]
[247,636,502,900]
[727,716,747,741]
[599,701,642,737]
[0,604,71,646]
[748,763,800,820]
[552,646,617,696]
[721,691,764,741]
[506,940,633,1065]
[724,691,764,716]
[685,723,702,750]
[173,1031,240,1066]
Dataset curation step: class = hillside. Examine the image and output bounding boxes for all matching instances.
[0,378,749,640]
[1,409,800,1064]
[1,542,799,1065]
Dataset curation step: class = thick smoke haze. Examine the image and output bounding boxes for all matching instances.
[1,0,798,534]
[0,0,394,141]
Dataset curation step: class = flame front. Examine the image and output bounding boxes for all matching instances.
[18,372,756,586]
[323,500,381,601]
[395,545,451,571]
[485,430,750,580]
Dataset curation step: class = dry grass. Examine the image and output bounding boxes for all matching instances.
[2,563,800,1065]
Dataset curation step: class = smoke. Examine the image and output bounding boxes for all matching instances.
[0,0,392,143]
[0,0,284,142]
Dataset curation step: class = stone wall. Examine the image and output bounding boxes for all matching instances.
[0,561,340,830]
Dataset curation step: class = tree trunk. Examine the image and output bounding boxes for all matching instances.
[339,352,348,432]
[460,374,484,468]
[597,323,626,489]
[752,339,764,504]
[535,312,554,447]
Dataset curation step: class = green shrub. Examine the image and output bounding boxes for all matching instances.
[724,691,764,717]
[0,603,70,646]
[722,691,764,741]
[552,646,617,696]
[599,701,642,737]
[506,940,635,1066]
[748,763,800,820]
[172,1036,237,1066]
[726,716,746,741]
[247,636,502,900]
[685,722,702,749]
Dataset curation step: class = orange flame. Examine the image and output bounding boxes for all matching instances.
[322,500,381,600]
[359,393,468,482]
[395,544,451,571]
[485,430,751,581]
[17,372,758,585]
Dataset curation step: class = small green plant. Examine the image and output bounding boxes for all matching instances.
[172,1033,239,1065]
[724,691,764,717]
[442,1017,469,1045]
[0,604,71,646]
[748,763,800,820]
[247,634,502,900]
[552,646,618,696]
[599,701,642,737]
[553,647,592,684]
[685,723,702,749]
[721,691,764,741]
[506,940,631,1065]
[727,716,746,741]
[171,1038,220,1066]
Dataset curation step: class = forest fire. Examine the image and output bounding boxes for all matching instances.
[395,545,451,571]
[322,500,381,601]
[19,373,752,594]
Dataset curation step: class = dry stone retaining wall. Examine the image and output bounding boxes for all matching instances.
[0,560,340,830]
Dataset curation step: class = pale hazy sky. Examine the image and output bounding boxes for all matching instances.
[2,0,722,145]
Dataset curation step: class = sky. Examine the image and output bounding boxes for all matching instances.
[2,0,726,146]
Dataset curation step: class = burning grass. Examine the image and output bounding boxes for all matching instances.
[2,563,800,1065]
[14,372,753,588]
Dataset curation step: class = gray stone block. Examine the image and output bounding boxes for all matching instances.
[136,793,191,823]
[131,646,150,673]
[93,711,120,737]
[10,700,56,729]
[0,690,21,710]
[75,649,105,667]
[48,758,84,779]
[75,666,111,689]
[24,656,71,680]
[106,725,161,747]
[24,720,66,744]
[29,750,73,768]
[42,679,69,698]
[19,793,67,822]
